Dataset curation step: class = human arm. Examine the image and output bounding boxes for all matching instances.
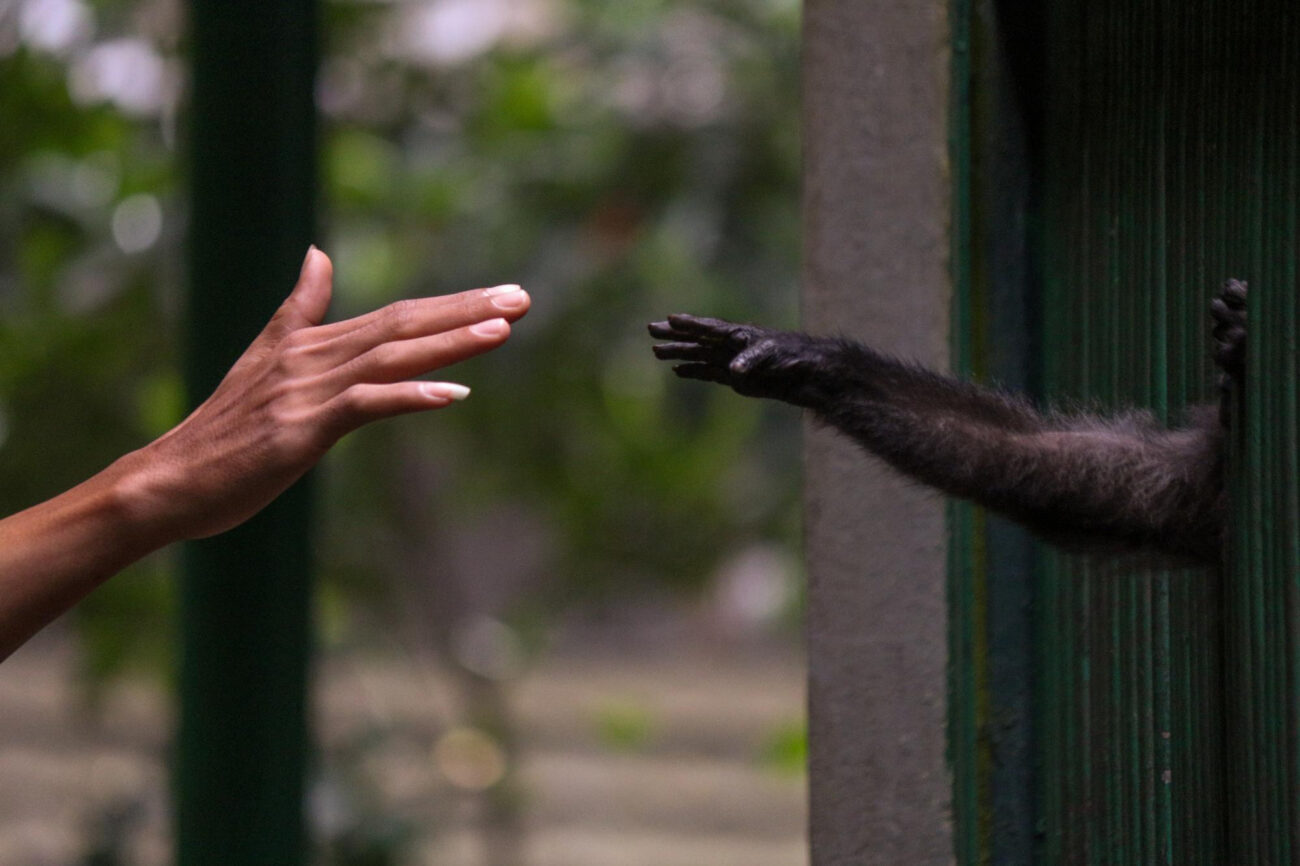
[0,248,530,659]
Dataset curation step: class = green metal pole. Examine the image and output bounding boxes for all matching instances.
[178,2,317,864]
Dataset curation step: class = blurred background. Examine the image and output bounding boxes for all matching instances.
[0,0,805,862]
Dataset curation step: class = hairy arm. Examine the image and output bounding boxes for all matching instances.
[0,248,531,659]
[650,283,1245,566]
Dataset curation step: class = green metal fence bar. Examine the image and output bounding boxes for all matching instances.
[177,2,318,863]
[948,1,1042,862]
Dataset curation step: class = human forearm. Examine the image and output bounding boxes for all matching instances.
[0,449,176,659]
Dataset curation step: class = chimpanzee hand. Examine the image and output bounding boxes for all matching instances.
[648,314,826,404]
[1211,279,1247,426]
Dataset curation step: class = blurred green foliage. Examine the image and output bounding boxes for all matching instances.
[759,719,807,777]
[592,698,657,752]
[0,0,802,677]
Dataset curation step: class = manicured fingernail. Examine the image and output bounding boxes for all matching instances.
[470,318,509,337]
[423,382,471,402]
[485,284,528,309]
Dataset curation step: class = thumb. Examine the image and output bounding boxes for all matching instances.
[284,246,333,326]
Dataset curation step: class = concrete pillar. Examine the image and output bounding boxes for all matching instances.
[802,1,954,864]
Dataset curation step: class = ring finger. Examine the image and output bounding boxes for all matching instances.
[339,317,513,386]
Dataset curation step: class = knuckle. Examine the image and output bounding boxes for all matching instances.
[271,402,332,458]
[266,394,307,433]
[280,328,309,350]
[384,299,419,336]
[274,334,324,377]
[263,423,303,465]
[336,385,367,420]
[272,350,302,381]
[365,341,399,372]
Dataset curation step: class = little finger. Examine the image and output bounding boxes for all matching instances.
[324,381,471,438]
[673,363,732,385]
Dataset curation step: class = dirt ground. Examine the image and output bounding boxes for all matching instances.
[0,625,807,866]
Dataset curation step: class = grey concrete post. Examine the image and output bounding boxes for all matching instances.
[802,1,954,864]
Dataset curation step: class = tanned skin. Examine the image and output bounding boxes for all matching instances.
[0,249,532,660]
[650,280,1247,566]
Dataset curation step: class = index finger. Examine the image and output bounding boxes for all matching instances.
[661,314,749,347]
[649,314,731,340]
[316,284,531,348]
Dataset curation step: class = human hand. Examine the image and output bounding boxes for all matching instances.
[124,247,530,542]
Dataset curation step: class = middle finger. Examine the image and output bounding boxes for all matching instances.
[314,284,530,354]
[336,318,514,387]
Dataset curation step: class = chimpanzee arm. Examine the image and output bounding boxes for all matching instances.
[649,283,1245,566]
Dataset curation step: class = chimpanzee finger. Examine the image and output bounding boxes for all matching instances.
[1219,279,1247,309]
[650,317,737,346]
[652,342,733,364]
[1213,322,1245,347]
[731,338,785,374]
[672,363,732,385]
[1210,298,1244,329]
[664,314,755,348]
[1215,332,1245,367]
[1210,297,1230,324]
[648,320,688,340]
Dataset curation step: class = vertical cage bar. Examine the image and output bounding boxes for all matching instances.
[178,3,318,864]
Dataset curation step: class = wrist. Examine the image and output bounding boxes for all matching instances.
[105,445,188,553]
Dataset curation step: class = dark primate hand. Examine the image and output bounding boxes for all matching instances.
[1211,279,1247,426]
[648,314,824,404]
[1211,278,1247,381]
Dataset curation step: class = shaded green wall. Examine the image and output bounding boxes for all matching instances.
[951,0,1300,862]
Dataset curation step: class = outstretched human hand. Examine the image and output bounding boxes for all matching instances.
[0,247,529,658]
[128,247,531,541]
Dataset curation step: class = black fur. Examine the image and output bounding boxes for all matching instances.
[650,280,1248,566]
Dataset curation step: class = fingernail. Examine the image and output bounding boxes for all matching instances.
[470,318,509,337]
[423,382,471,402]
[300,245,317,274]
[486,284,528,309]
